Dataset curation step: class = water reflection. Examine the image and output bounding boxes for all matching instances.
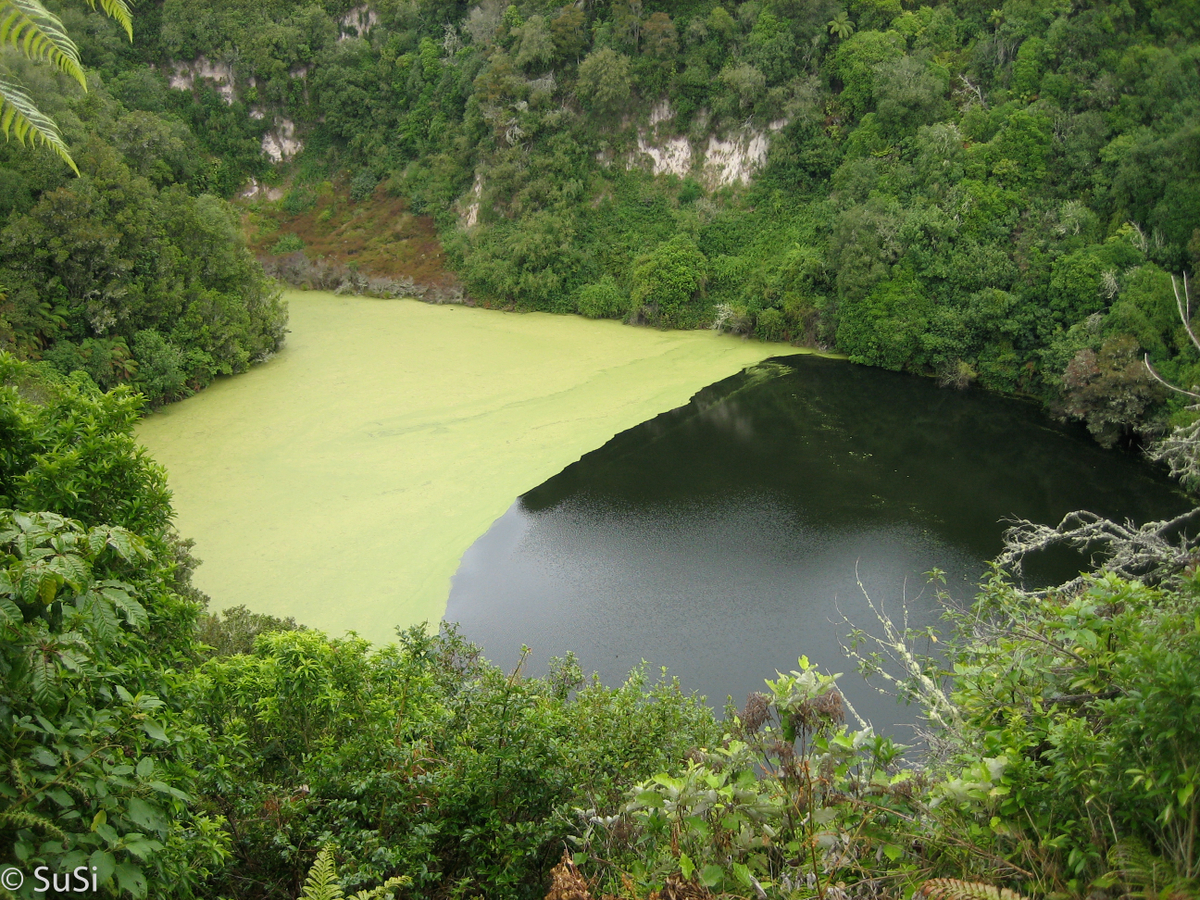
[446,355,1189,734]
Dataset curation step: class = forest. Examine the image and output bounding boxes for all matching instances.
[0,0,1199,897]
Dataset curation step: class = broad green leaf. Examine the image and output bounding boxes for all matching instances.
[89,849,116,885]
[732,862,752,888]
[679,852,694,881]
[123,836,163,860]
[125,797,165,834]
[47,788,73,807]
[0,597,20,625]
[634,790,664,808]
[699,864,724,888]
[140,718,168,742]
[147,781,190,801]
[113,861,146,898]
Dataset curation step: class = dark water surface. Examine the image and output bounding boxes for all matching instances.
[445,355,1190,734]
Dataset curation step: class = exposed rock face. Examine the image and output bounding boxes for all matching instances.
[701,132,771,188]
[261,119,302,162]
[239,178,284,202]
[168,57,241,104]
[463,175,483,228]
[622,100,786,189]
[339,5,379,39]
[634,133,693,179]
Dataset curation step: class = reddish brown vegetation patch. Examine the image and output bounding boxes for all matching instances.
[544,851,714,900]
[243,183,459,292]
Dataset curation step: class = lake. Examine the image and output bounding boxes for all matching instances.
[444,355,1190,731]
[138,292,1189,732]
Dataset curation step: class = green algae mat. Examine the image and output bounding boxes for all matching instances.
[137,291,780,642]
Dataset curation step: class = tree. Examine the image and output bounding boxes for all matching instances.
[827,9,854,40]
[630,235,708,328]
[641,11,677,60]
[514,14,553,71]
[550,6,588,62]
[574,47,633,114]
[0,0,132,173]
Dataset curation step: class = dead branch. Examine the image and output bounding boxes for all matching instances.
[996,508,1200,595]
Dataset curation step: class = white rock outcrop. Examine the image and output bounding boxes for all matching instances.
[701,132,770,188]
[169,57,238,104]
[463,175,483,228]
[339,5,379,39]
[239,178,284,201]
[261,119,302,162]
[622,97,782,188]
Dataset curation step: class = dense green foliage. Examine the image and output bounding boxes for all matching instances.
[0,35,286,406]
[3,354,1199,900]
[2,2,1199,898]
[0,358,722,900]
[0,356,227,898]
[582,571,1200,899]
[1,0,1196,437]
[65,0,1191,443]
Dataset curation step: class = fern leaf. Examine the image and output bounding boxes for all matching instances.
[349,875,412,900]
[0,75,77,174]
[299,846,344,900]
[1105,837,1178,894]
[0,0,84,85]
[918,879,1029,900]
[80,0,130,38]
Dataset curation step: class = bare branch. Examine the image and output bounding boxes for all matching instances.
[996,508,1200,595]
[1144,353,1200,400]
[1172,273,1199,354]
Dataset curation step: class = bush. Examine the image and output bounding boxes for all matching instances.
[194,626,718,899]
[132,329,189,404]
[271,232,305,254]
[577,277,626,319]
[349,168,378,202]
[281,188,317,215]
[755,307,786,342]
[630,235,708,328]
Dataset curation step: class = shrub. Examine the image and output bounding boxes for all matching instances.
[281,188,317,215]
[755,307,786,342]
[349,169,378,202]
[271,232,305,254]
[577,277,625,319]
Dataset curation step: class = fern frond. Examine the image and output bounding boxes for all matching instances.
[0,0,84,85]
[1105,837,1178,895]
[299,846,344,900]
[918,879,1029,900]
[349,875,411,900]
[80,0,130,39]
[0,75,77,173]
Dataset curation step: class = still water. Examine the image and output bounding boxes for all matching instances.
[136,291,778,639]
[446,355,1191,733]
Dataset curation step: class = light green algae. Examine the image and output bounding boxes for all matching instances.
[137,291,783,642]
